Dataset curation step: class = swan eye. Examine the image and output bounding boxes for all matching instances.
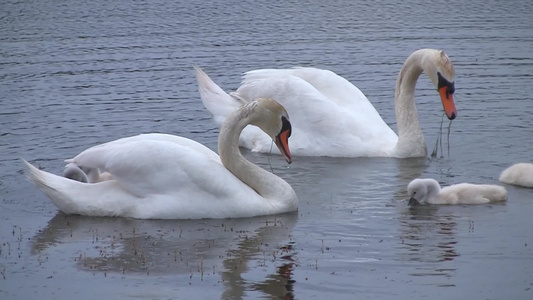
[437,72,455,97]
[447,84,455,95]
[281,116,292,138]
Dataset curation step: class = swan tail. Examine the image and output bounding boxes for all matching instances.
[194,66,244,127]
[478,186,507,203]
[24,159,81,214]
[23,159,126,217]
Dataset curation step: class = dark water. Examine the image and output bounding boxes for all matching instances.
[1,0,533,299]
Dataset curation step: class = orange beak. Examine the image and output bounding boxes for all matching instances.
[439,86,457,120]
[275,129,292,164]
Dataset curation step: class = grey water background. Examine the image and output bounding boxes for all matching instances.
[1,0,533,299]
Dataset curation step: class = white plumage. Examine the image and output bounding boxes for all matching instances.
[195,48,457,158]
[407,178,507,205]
[499,163,533,188]
[24,98,297,219]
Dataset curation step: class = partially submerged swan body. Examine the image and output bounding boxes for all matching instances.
[196,48,457,158]
[24,98,297,219]
[407,178,507,205]
[499,163,533,188]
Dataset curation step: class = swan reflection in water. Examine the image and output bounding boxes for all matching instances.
[31,212,298,299]
[393,158,503,285]
[392,157,459,281]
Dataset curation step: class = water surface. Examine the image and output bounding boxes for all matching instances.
[1,0,533,299]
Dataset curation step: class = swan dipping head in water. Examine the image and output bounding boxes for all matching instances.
[196,48,457,158]
[407,178,507,205]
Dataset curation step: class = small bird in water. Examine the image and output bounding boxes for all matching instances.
[407,178,507,205]
[499,163,533,188]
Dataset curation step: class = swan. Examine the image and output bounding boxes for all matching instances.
[499,163,533,188]
[407,178,507,205]
[195,48,457,158]
[24,98,298,219]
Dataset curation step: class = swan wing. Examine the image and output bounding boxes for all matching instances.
[195,66,246,127]
[69,135,244,199]
[196,66,398,156]
[27,135,266,218]
[234,68,398,156]
[239,67,373,109]
[441,184,507,204]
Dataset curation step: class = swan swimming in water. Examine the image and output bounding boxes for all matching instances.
[195,48,457,158]
[499,163,533,188]
[407,178,507,205]
[24,98,297,219]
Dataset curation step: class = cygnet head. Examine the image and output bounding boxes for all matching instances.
[248,98,293,163]
[63,163,89,183]
[418,49,457,120]
[407,178,441,205]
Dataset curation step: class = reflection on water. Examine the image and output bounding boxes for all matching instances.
[31,212,298,299]
[398,205,459,278]
[250,260,296,300]
[222,238,297,300]
[389,158,457,283]
[390,158,459,282]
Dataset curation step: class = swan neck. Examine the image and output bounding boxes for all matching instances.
[394,52,426,157]
[218,108,293,201]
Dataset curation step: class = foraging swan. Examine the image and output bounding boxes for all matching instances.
[407,178,507,205]
[499,163,533,188]
[195,48,457,158]
[24,98,298,219]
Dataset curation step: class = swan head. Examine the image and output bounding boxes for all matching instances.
[63,163,89,183]
[249,98,293,164]
[407,178,440,205]
[422,49,457,120]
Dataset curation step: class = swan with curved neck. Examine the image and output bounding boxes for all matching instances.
[195,48,457,158]
[24,98,297,219]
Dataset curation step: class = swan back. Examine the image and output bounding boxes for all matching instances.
[215,67,399,157]
[499,163,533,188]
[408,178,507,205]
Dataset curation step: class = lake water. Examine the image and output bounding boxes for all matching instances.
[1,0,533,299]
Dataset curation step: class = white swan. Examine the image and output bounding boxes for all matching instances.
[195,48,457,158]
[24,98,298,219]
[499,163,533,188]
[407,178,507,205]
